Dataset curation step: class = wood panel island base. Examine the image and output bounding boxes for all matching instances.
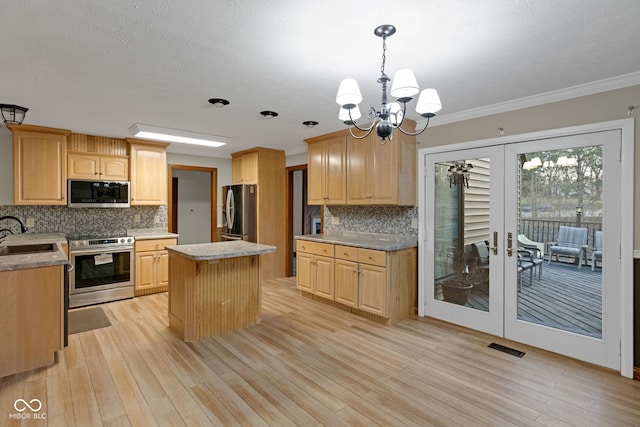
[166,241,276,341]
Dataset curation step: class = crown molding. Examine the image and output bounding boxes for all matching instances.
[424,71,640,127]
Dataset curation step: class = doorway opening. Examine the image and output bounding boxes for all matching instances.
[168,165,218,244]
[286,165,321,277]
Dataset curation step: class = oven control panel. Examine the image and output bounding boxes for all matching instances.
[69,236,135,248]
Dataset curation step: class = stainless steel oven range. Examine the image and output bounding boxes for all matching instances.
[68,235,135,308]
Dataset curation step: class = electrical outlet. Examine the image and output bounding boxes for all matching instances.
[331,216,339,225]
[134,214,141,223]
[154,215,160,224]
[26,218,35,228]
[410,218,418,229]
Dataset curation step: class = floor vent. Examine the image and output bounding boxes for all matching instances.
[488,342,526,358]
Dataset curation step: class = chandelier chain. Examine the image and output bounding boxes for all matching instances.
[380,35,387,77]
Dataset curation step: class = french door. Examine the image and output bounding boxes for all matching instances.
[419,128,624,370]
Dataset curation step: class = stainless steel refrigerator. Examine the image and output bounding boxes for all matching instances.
[221,184,257,242]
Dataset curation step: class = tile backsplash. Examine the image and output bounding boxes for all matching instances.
[0,205,167,237]
[324,205,418,237]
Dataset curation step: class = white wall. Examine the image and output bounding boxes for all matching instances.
[0,134,14,205]
[173,169,211,244]
[167,153,231,227]
[286,152,307,167]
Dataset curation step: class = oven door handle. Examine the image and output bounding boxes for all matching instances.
[69,246,134,255]
[67,264,74,272]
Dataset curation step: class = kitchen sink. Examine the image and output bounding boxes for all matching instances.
[0,243,56,256]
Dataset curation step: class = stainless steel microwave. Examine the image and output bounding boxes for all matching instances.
[68,179,130,208]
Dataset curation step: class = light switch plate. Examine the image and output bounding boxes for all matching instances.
[26,218,35,228]
[410,218,418,229]
[134,214,141,223]
[154,215,160,224]
[331,216,339,225]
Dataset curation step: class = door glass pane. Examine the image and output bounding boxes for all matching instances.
[517,146,602,338]
[434,158,490,311]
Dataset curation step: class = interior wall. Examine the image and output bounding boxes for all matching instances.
[173,169,211,244]
[167,153,231,228]
[416,84,640,248]
[0,133,14,205]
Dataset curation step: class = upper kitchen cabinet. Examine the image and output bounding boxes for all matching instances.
[68,153,129,180]
[126,139,169,205]
[347,122,416,206]
[305,131,347,205]
[306,123,416,206]
[9,124,70,205]
[230,147,286,281]
[231,150,258,184]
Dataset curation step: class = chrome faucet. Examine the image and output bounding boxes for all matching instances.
[0,216,28,233]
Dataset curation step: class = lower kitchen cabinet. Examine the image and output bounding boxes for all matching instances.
[134,238,176,296]
[0,265,63,377]
[296,241,335,299]
[297,239,416,324]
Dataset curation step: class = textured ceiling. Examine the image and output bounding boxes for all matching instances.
[1,0,640,158]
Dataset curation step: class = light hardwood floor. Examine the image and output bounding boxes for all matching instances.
[1,277,639,426]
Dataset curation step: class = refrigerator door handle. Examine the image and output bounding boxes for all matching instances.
[226,189,235,230]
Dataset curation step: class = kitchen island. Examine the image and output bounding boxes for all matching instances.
[166,240,276,341]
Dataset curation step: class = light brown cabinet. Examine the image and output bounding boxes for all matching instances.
[305,132,347,205]
[9,124,70,205]
[0,265,63,377]
[296,241,335,299]
[297,239,417,324]
[231,151,258,184]
[127,139,169,205]
[230,147,286,281]
[68,153,128,180]
[347,125,416,205]
[306,124,416,206]
[134,238,176,296]
[335,245,388,316]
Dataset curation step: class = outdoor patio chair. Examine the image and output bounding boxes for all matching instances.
[591,230,603,271]
[517,249,536,291]
[548,226,588,269]
[517,234,545,257]
[470,241,490,291]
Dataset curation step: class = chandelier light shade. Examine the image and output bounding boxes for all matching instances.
[0,104,28,125]
[336,24,442,141]
[339,105,361,123]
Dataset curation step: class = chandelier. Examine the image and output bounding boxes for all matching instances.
[447,162,473,188]
[335,25,442,141]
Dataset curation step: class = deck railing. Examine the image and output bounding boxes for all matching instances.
[519,219,602,247]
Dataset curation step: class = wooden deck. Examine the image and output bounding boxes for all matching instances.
[437,260,603,338]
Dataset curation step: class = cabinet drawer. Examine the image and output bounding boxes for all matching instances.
[335,245,358,261]
[296,240,334,257]
[358,248,386,267]
[135,238,177,252]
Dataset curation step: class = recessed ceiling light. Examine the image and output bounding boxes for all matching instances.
[129,123,229,148]
[260,111,278,119]
[208,98,230,107]
[302,121,318,128]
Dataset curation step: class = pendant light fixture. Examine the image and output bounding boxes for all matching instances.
[0,104,29,125]
[336,25,442,141]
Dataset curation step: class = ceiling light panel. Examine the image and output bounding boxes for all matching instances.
[129,123,230,148]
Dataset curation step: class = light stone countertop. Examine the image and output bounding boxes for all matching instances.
[127,228,179,240]
[0,233,68,272]
[295,231,417,251]
[167,240,276,261]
